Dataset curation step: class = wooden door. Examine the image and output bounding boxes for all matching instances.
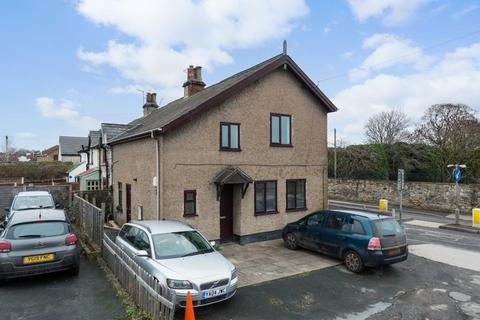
[219,185,234,242]
[126,183,132,222]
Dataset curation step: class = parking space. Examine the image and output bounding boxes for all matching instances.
[220,239,339,287]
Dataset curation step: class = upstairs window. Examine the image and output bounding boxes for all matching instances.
[271,114,291,146]
[220,122,240,151]
[286,179,306,211]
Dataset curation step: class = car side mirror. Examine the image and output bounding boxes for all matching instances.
[55,203,60,208]
[4,208,9,212]
[210,241,217,247]
[136,250,150,257]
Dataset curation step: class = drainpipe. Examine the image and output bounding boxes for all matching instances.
[151,129,161,220]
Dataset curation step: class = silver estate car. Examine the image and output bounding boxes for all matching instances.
[0,209,80,281]
[4,191,58,223]
[115,220,238,307]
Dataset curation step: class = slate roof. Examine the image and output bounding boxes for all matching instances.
[102,123,131,143]
[59,136,88,156]
[89,130,102,148]
[110,53,338,145]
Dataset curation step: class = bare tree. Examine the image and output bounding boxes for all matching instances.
[412,103,480,182]
[364,109,410,144]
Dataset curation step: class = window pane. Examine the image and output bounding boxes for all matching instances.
[286,181,296,209]
[266,182,276,211]
[281,116,290,144]
[296,181,305,208]
[221,125,229,148]
[230,125,239,149]
[185,202,195,215]
[351,220,366,235]
[326,215,344,230]
[185,192,194,201]
[255,183,265,212]
[271,116,280,143]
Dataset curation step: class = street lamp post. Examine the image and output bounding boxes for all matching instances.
[447,164,467,225]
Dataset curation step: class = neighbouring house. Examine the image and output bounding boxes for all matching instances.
[37,145,59,162]
[109,50,337,243]
[78,168,101,191]
[75,125,130,190]
[67,161,87,183]
[58,136,88,164]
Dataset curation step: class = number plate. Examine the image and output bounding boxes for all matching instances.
[386,248,401,256]
[23,253,55,264]
[201,287,227,299]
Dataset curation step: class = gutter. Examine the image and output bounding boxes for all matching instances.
[150,129,163,220]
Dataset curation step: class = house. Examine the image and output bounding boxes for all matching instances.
[37,145,59,162]
[58,136,88,164]
[109,50,337,243]
[74,125,130,190]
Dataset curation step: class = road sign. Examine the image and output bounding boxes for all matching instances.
[454,167,462,183]
[397,169,405,191]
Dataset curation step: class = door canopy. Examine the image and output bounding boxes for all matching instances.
[213,167,253,200]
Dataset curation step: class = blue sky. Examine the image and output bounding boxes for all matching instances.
[1,0,479,150]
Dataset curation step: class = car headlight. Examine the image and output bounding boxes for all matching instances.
[231,267,238,280]
[166,279,193,289]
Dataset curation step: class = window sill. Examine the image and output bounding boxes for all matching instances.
[254,210,279,216]
[183,214,198,218]
[286,207,308,213]
[270,143,293,148]
[219,148,242,152]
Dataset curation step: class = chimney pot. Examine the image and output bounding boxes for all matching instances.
[143,92,159,116]
[183,65,206,97]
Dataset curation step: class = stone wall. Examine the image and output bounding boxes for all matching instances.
[328,179,480,214]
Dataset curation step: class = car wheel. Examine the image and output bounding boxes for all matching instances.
[284,233,298,250]
[344,250,364,273]
[68,265,80,277]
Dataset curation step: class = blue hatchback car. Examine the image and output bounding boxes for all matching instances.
[282,210,408,273]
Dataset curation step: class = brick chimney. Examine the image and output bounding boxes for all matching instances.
[183,65,206,97]
[143,92,159,116]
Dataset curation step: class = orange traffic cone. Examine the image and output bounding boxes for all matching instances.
[185,291,195,320]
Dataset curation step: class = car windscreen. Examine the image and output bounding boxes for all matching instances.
[372,219,403,237]
[7,222,68,239]
[152,231,214,259]
[12,196,55,211]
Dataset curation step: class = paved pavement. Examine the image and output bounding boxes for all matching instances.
[177,211,480,320]
[221,239,338,287]
[0,257,125,320]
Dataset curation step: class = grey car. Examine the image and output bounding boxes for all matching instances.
[0,209,80,281]
[115,220,238,307]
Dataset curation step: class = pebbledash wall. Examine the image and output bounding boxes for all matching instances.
[328,179,480,215]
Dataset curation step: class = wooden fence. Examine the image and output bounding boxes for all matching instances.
[103,234,176,320]
[75,194,104,249]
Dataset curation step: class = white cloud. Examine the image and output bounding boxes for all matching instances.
[346,0,431,25]
[349,33,434,81]
[36,97,100,129]
[452,4,480,18]
[331,42,480,144]
[76,0,309,100]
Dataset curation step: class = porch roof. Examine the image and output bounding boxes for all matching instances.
[213,167,253,185]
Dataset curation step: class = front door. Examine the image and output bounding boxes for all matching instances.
[219,185,234,242]
[126,183,132,222]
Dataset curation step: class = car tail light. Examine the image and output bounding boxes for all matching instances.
[65,234,78,246]
[0,240,11,253]
[368,237,382,251]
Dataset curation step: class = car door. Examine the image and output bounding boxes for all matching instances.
[116,225,139,258]
[132,229,154,271]
[321,212,349,258]
[298,212,327,251]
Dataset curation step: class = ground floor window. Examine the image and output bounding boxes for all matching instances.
[86,179,99,191]
[286,179,306,211]
[184,190,197,216]
[254,181,277,215]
